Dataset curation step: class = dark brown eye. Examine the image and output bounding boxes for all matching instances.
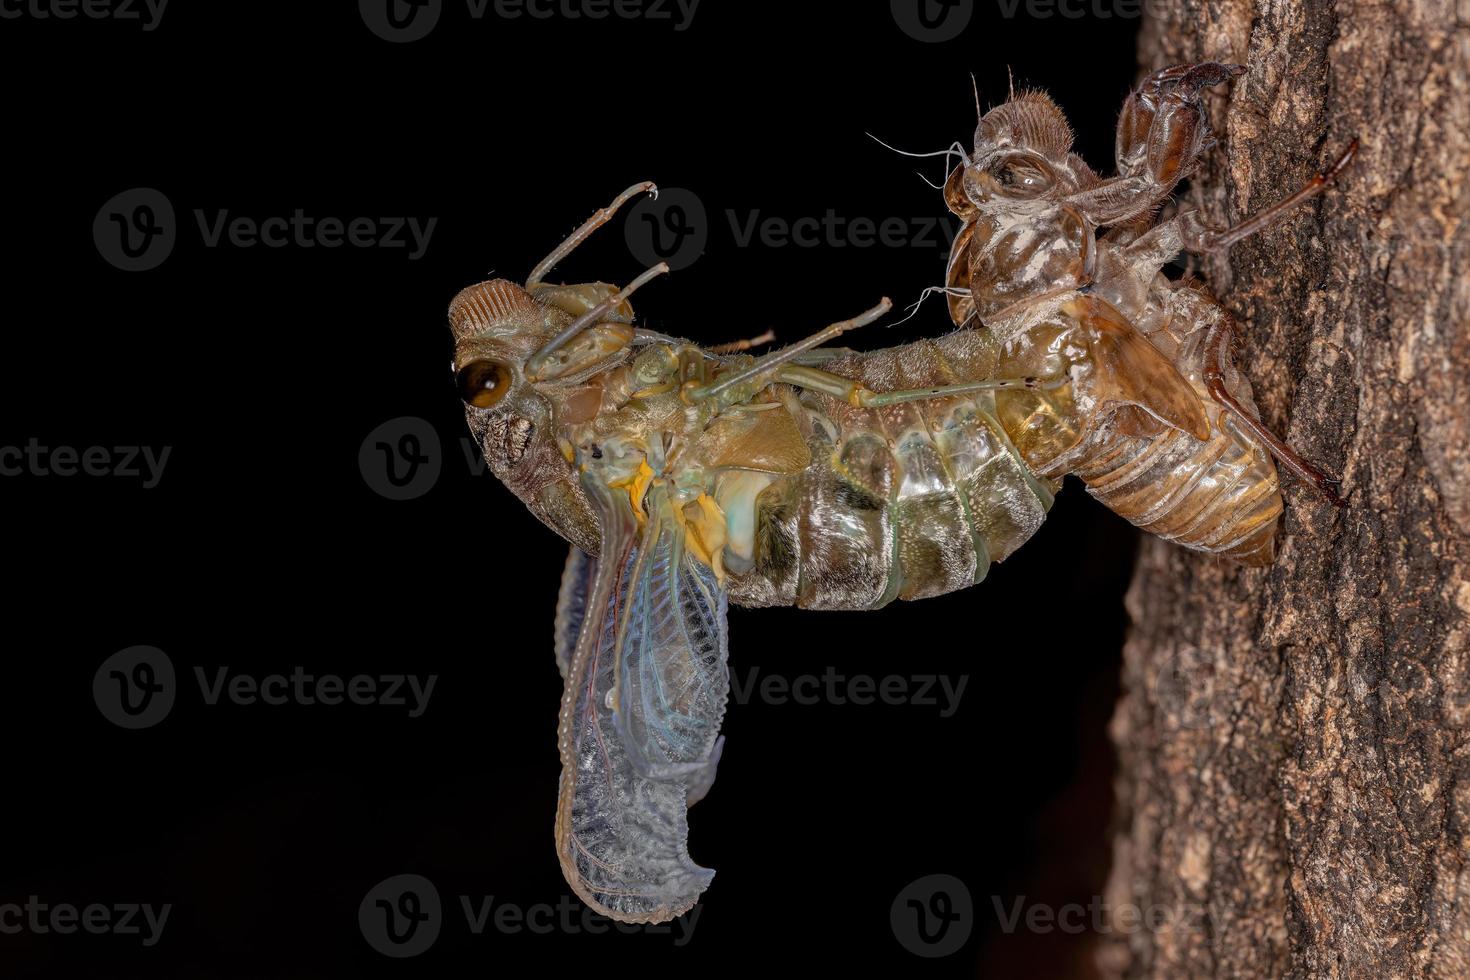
[456,360,512,409]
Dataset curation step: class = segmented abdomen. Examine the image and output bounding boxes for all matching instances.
[725,333,1056,611]
[1041,404,1281,565]
[1007,287,1283,566]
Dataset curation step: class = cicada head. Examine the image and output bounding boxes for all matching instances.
[448,278,606,554]
[949,90,1094,219]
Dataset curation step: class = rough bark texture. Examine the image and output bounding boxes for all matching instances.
[1105,2,1470,978]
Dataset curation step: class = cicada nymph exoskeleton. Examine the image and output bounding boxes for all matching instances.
[940,63,1353,564]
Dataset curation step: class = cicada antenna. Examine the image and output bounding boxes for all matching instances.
[527,263,669,378]
[528,181,657,288]
[883,285,971,331]
[866,133,972,169]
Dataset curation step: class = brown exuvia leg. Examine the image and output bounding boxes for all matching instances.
[1203,318,1347,507]
[1116,62,1245,185]
[1068,62,1246,226]
[1181,140,1359,252]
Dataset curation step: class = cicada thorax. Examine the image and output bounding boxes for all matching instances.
[945,210,1283,565]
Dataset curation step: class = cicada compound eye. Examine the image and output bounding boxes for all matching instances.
[456,359,512,409]
[992,155,1055,196]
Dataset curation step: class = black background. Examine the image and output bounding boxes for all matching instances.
[4,1,1143,975]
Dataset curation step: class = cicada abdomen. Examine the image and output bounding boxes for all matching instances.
[987,289,1283,566]
[723,335,1060,609]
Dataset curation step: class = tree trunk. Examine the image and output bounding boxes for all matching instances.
[1106,3,1470,978]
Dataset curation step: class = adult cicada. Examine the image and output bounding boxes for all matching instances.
[448,64,1351,924]
[450,188,1061,924]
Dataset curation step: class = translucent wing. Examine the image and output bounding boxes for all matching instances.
[553,546,593,679]
[553,475,730,924]
[612,500,729,782]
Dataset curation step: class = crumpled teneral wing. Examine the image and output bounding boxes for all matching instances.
[553,475,730,924]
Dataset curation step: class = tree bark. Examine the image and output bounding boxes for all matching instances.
[1107,3,1470,978]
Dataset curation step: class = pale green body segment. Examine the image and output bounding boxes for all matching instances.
[726,330,1057,611]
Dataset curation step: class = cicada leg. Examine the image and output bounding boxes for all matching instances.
[1178,140,1358,252]
[708,329,776,354]
[1202,317,1346,506]
[776,364,1067,408]
[1117,141,1358,280]
[1066,62,1245,226]
[685,299,893,404]
[526,262,669,379]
